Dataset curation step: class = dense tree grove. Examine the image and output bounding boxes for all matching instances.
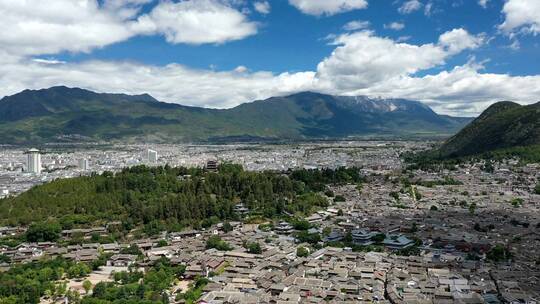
[25,221,62,242]
[0,257,75,304]
[82,257,186,304]
[0,256,187,304]
[289,167,364,192]
[0,165,364,303]
[0,165,362,229]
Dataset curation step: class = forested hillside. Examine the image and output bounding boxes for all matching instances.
[404,101,540,169]
[437,101,540,158]
[0,165,363,229]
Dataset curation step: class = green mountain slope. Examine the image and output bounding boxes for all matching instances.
[0,86,471,143]
[437,101,540,158]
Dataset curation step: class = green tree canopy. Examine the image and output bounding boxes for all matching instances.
[25,221,62,242]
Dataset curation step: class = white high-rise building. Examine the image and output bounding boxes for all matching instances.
[25,148,41,174]
[78,159,90,171]
[147,149,158,163]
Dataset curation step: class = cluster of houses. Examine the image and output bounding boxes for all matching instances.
[1,152,540,302]
[1,213,538,303]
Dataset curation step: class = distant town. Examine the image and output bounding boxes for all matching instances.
[0,141,538,304]
[0,142,410,197]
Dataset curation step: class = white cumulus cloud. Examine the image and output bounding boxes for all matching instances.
[288,0,368,16]
[384,22,405,31]
[499,0,540,35]
[357,63,540,116]
[478,0,489,9]
[438,28,485,54]
[0,0,259,56]
[343,20,370,31]
[0,0,136,56]
[138,0,258,44]
[253,1,271,14]
[398,0,422,14]
[315,29,483,91]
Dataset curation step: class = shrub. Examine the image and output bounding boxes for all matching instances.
[258,223,273,232]
[246,242,262,254]
[333,195,346,202]
[82,280,92,294]
[222,222,233,233]
[468,202,477,214]
[295,231,321,244]
[370,233,386,244]
[67,262,91,278]
[296,246,309,257]
[486,244,511,262]
[389,191,400,201]
[120,244,143,256]
[291,219,311,231]
[0,254,11,263]
[206,235,232,251]
[510,198,523,208]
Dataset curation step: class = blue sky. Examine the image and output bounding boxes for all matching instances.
[0,0,539,116]
[55,0,538,75]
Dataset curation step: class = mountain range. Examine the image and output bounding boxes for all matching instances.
[0,86,472,144]
[437,100,540,158]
